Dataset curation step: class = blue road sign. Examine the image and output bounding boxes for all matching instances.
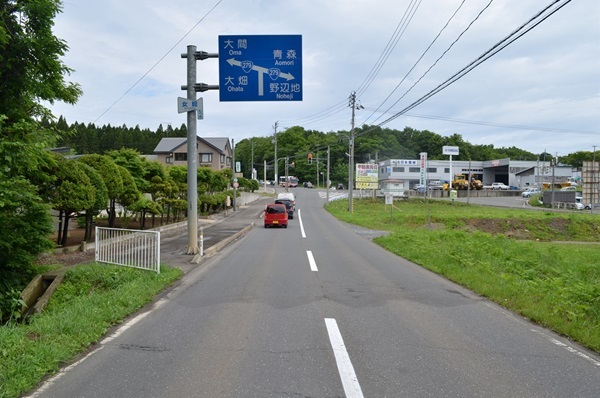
[218,35,302,102]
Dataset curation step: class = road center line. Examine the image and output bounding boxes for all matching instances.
[306,250,318,272]
[298,209,306,238]
[324,318,364,398]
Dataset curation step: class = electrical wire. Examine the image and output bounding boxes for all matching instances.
[362,108,598,135]
[362,0,468,125]
[280,98,348,127]
[93,0,224,125]
[282,0,423,129]
[355,0,423,97]
[370,0,495,125]
[356,0,573,139]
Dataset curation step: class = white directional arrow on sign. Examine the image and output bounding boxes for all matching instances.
[226,58,295,81]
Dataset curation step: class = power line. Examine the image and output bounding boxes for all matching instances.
[362,108,598,135]
[362,0,468,125]
[355,0,423,97]
[280,98,348,126]
[370,0,495,125]
[282,0,423,129]
[357,0,573,139]
[93,0,224,125]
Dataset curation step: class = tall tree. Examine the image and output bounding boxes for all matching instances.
[0,0,83,316]
[0,0,81,123]
[46,155,95,246]
[77,154,124,228]
[77,162,109,241]
[115,165,140,227]
[107,148,149,193]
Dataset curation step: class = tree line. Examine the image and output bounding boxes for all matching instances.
[47,115,596,189]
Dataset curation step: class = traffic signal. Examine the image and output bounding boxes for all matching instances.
[308,153,313,165]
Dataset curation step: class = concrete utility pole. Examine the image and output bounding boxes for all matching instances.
[348,92,356,212]
[592,146,597,214]
[551,154,556,208]
[285,157,290,192]
[251,139,254,180]
[347,92,365,212]
[273,122,278,188]
[180,46,218,255]
[184,45,199,254]
[263,160,267,192]
[327,145,330,203]
[232,138,237,211]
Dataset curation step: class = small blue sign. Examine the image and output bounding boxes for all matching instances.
[218,35,302,102]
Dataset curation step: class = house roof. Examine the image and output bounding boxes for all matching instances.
[204,137,230,151]
[153,137,229,154]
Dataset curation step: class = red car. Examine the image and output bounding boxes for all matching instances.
[264,203,288,228]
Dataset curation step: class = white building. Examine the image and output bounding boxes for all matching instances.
[377,158,575,191]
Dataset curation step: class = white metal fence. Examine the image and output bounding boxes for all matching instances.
[95,227,161,273]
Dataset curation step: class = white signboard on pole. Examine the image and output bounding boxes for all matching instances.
[443,146,459,187]
[443,146,459,156]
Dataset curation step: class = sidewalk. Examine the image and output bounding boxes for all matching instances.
[159,193,271,273]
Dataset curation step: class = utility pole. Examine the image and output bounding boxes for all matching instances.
[285,157,290,192]
[592,145,597,214]
[348,92,356,212]
[232,138,237,211]
[251,139,254,180]
[184,45,199,254]
[327,145,330,203]
[551,154,556,208]
[316,151,319,187]
[347,92,365,212]
[273,122,278,189]
[180,46,218,255]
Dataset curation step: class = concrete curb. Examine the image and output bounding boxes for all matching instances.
[192,222,256,263]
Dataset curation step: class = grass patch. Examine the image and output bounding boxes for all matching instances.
[0,263,182,398]
[327,198,600,352]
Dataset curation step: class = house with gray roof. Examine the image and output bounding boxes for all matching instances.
[153,136,232,171]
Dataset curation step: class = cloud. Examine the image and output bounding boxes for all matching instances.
[49,0,599,155]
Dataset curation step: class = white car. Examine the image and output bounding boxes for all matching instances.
[491,182,509,190]
[521,187,541,198]
[277,192,296,205]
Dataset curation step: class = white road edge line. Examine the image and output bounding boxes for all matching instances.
[306,250,318,272]
[530,329,600,367]
[325,318,364,398]
[298,209,306,238]
[23,298,169,397]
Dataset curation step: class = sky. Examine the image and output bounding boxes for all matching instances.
[49,0,599,157]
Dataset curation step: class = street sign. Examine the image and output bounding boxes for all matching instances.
[443,146,459,156]
[177,97,203,114]
[218,35,302,102]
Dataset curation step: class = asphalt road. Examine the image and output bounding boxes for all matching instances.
[28,188,600,397]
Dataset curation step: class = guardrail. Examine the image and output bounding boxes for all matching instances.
[95,227,160,273]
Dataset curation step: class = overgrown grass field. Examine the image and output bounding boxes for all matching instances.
[327,198,600,352]
[0,264,182,398]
